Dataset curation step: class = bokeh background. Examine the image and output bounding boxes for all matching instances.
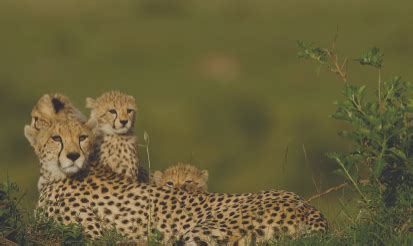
[1,0,412,225]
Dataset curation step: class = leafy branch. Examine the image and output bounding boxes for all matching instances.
[298,36,348,82]
[355,47,384,103]
[298,39,413,212]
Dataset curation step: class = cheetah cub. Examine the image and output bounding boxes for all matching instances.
[86,91,148,182]
[153,163,208,192]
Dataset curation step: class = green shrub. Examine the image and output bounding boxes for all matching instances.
[298,39,413,244]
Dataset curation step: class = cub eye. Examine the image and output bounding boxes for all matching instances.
[127,109,134,114]
[79,135,88,141]
[185,180,193,183]
[166,181,174,186]
[109,109,117,114]
[51,135,62,142]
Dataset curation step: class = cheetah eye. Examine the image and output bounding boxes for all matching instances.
[185,180,193,183]
[166,181,174,186]
[33,117,40,130]
[79,135,88,142]
[51,135,62,142]
[127,109,134,114]
[109,109,117,114]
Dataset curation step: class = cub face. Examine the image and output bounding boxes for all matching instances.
[25,120,94,177]
[86,91,137,135]
[153,164,209,192]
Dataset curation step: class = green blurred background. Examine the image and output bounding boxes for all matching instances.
[1,0,412,224]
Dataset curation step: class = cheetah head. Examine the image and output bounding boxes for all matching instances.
[27,93,86,141]
[153,164,209,192]
[86,91,137,135]
[25,119,94,180]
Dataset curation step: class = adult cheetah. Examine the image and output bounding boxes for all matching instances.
[26,119,328,245]
[86,91,149,183]
[24,93,89,191]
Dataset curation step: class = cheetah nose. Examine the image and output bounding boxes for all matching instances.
[120,120,128,127]
[66,152,80,161]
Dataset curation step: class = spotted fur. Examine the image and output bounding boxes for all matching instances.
[86,91,148,182]
[30,120,328,245]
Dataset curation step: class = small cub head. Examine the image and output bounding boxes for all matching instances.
[86,91,137,135]
[153,164,209,192]
[26,120,94,178]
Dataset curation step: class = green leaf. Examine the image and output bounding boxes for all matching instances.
[297,40,328,64]
[355,47,383,68]
[388,147,408,160]
[373,159,386,177]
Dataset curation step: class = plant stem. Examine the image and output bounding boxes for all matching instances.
[374,137,387,193]
[146,145,151,171]
[378,68,382,102]
[306,179,369,202]
[142,132,152,242]
[334,157,369,203]
[302,144,320,193]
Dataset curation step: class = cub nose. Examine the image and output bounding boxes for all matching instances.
[66,152,80,161]
[120,120,128,127]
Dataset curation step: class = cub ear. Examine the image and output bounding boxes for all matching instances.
[200,170,209,183]
[24,125,38,147]
[85,118,98,130]
[153,171,164,186]
[85,97,96,109]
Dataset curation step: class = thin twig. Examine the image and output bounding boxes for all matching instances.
[302,144,320,193]
[378,68,382,103]
[323,48,348,83]
[0,238,19,246]
[319,36,348,83]
[306,179,370,202]
[142,131,152,242]
[282,144,289,173]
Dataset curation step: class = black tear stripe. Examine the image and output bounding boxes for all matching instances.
[112,111,118,129]
[57,139,64,167]
[79,138,86,158]
[52,98,65,113]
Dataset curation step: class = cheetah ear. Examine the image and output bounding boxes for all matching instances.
[200,170,209,183]
[128,95,136,102]
[85,97,96,109]
[128,96,138,110]
[51,97,65,113]
[24,125,38,148]
[153,171,163,186]
[33,94,55,119]
[85,118,97,130]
